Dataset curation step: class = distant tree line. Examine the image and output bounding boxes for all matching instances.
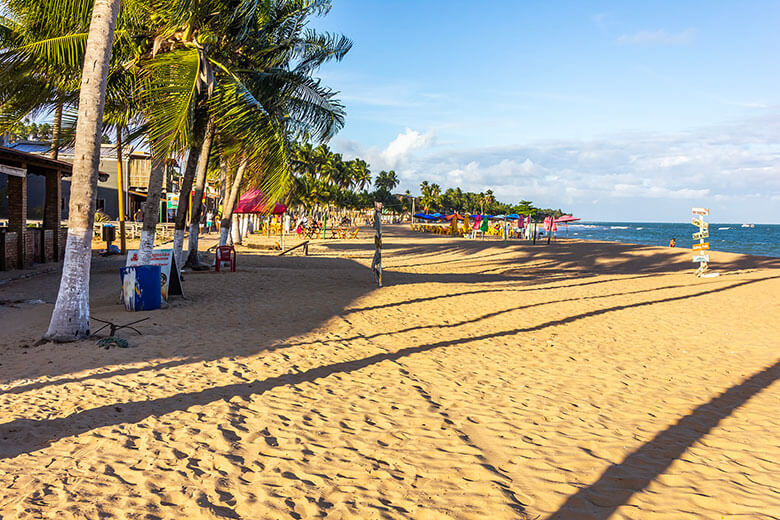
[3,118,111,144]
[419,182,566,218]
[289,142,407,212]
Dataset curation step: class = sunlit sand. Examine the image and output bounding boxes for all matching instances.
[1,225,778,519]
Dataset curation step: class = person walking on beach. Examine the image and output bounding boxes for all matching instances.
[669,238,676,247]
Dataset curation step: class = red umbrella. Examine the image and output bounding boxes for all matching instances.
[554,215,580,237]
[234,189,287,214]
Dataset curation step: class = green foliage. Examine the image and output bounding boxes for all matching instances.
[419,180,443,213]
[0,0,352,208]
[374,170,399,191]
[287,140,376,209]
[3,118,53,141]
[419,181,568,218]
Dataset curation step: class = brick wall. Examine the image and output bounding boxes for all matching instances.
[2,231,18,270]
[7,175,27,268]
[44,171,61,253]
[22,230,33,268]
[43,229,54,262]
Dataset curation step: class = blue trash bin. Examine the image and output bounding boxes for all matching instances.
[120,265,162,311]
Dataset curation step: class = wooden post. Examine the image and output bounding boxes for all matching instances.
[371,202,383,286]
[115,126,127,253]
[281,212,286,251]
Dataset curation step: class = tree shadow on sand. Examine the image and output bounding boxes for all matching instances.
[545,358,780,520]
[2,225,778,389]
[1,275,777,463]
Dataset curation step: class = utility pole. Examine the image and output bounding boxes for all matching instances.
[115,126,127,253]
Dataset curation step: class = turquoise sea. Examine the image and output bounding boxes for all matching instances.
[565,222,780,258]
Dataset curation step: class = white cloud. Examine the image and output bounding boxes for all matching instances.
[616,28,697,46]
[330,113,780,222]
[328,112,780,221]
[379,128,435,168]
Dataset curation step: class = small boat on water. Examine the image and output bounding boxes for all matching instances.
[741,223,755,228]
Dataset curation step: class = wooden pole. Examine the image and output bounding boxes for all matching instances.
[371,202,383,286]
[115,126,127,253]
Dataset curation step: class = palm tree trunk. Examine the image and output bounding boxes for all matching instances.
[138,153,165,264]
[45,0,120,341]
[172,144,199,270]
[219,157,247,246]
[49,103,63,160]
[184,119,215,268]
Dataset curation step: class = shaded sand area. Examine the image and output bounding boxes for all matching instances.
[1,225,779,519]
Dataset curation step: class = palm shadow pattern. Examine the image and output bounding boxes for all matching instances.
[2,225,780,517]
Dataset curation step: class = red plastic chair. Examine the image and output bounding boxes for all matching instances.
[215,245,236,272]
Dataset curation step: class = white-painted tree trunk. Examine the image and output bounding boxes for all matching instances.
[219,157,247,246]
[232,216,241,244]
[219,225,230,246]
[241,214,249,238]
[45,0,120,341]
[173,229,185,270]
[184,120,215,268]
[173,139,202,273]
[138,156,165,265]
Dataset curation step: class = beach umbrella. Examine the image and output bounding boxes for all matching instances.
[234,188,287,214]
[554,215,580,238]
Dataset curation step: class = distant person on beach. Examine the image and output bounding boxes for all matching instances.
[669,238,676,247]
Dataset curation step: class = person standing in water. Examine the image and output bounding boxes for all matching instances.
[669,238,676,247]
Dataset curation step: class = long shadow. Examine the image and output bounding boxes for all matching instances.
[344,273,659,315]
[546,358,780,520]
[294,276,751,348]
[2,275,776,461]
[6,274,761,397]
[2,225,778,389]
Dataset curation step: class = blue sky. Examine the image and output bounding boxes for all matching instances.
[311,1,780,222]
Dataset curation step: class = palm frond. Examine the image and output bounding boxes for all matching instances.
[140,47,201,159]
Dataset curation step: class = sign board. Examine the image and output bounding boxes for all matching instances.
[692,254,710,263]
[691,218,709,229]
[167,193,179,210]
[692,230,709,240]
[126,249,183,301]
[692,242,710,251]
[0,164,27,177]
[692,207,709,216]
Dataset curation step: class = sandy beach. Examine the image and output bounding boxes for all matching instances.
[1,225,779,519]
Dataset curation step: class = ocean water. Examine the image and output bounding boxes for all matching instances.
[564,222,780,258]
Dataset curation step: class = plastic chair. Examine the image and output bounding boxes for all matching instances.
[215,245,236,272]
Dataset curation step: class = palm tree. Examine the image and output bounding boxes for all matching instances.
[350,158,371,191]
[45,0,121,341]
[375,170,399,191]
[3,0,348,337]
[419,180,442,213]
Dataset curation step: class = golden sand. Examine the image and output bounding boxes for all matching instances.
[1,226,779,519]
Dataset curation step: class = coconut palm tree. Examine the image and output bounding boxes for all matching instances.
[419,180,442,213]
[374,170,399,191]
[349,158,371,191]
[45,0,121,341]
[3,0,348,338]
